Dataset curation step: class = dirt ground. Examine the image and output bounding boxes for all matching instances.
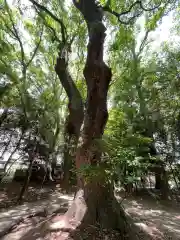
[0,181,59,209]
[0,183,180,239]
[117,190,180,240]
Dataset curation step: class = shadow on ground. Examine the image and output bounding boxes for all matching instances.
[0,186,74,240]
[1,187,180,239]
[119,193,180,240]
[0,182,59,209]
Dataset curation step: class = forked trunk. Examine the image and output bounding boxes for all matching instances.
[64,0,128,233]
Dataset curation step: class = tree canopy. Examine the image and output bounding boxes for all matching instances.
[0,0,180,236]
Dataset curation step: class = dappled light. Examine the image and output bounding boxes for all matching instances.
[1,0,180,239]
[120,193,180,239]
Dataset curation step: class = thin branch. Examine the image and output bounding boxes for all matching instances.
[1,19,19,40]
[5,0,25,71]
[139,1,161,11]
[137,29,150,57]
[102,1,141,24]
[35,7,61,43]
[115,1,141,16]
[29,0,67,43]
[102,0,166,24]
[26,25,44,68]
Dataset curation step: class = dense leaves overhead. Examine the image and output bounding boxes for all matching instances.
[0,0,180,190]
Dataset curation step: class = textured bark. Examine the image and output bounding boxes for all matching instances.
[55,48,84,189]
[55,57,84,139]
[73,3,111,180]
[64,0,127,232]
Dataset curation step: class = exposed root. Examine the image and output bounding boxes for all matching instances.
[1,189,144,240]
[0,218,24,238]
[47,189,137,239]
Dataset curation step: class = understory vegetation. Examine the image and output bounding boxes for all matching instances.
[0,0,180,239]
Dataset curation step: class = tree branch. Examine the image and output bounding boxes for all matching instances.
[29,0,67,43]
[102,0,167,24]
[5,0,26,72]
[102,1,140,24]
[139,1,161,11]
[137,29,150,57]
[26,25,44,68]
[35,7,61,43]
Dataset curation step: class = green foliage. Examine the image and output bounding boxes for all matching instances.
[75,163,108,184]
[0,0,179,189]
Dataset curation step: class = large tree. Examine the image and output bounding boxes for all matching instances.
[54,0,177,232]
[1,0,179,237]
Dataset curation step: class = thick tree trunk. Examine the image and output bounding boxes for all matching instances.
[62,0,128,232]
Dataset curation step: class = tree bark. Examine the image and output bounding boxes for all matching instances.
[62,134,73,190]
[55,44,84,189]
[18,151,34,202]
[155,169,162,189]
[64,0,127,232]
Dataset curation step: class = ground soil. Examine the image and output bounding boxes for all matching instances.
[0,183,180,239]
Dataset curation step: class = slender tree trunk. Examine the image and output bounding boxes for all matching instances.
[55,43,84,190]
[155,169,162,189]
[50,122,60,177]
[161,169,170,200]
[18,154,34,202]
[62,134,72,190]
[18,141,36,202]
[147,135,167,191]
